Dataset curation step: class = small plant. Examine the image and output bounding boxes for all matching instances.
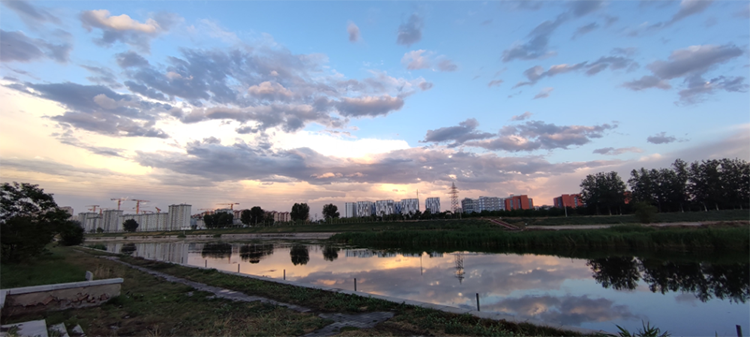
[614,322,670,337]
[96,227,104,233]
[177,233,186,238]
[633,202,658,224]
[87,244,107,251]
[213,234,222,238]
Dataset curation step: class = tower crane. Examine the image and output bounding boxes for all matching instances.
[110,197,129,210]
[216,203,239,210]
[86,205,100,212]
[155,207,161,213]
[131,199,150,214]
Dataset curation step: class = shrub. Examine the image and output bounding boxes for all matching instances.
[123,219,139,232]
[634,202,658,224]
[59,221,85,246]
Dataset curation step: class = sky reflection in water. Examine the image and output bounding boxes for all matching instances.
[109,241,749,336]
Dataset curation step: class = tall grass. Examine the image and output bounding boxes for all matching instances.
[331,225,750,253]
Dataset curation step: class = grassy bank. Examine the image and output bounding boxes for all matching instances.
[508,209,749,226]
[331,224,750,253]
[0,246,87,288]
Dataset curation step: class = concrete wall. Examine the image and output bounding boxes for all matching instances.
[1,278,123,316]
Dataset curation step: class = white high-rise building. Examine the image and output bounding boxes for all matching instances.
[477,196,505,212]
[356,201,374,217]
[400,198,419,215]
[168,204,192,230]
[344,202,357,218]
[425,197,441,213]
[375,200,395,216]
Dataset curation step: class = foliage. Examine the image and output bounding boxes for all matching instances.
[203,212,234,228]
[87,244,107,251]
[58,220,85,246]
[250,206,265,225]
[96,227,104,233]
[290,245,310,265]
[291,203,310,222]
[633,202,658,224]
[322,204,339,219]
[322,245,339,261]
[240,209,252,226]
[614,321,670,337]
[123,219,139,232]
[580,171,627,215]
[0,246,86,288]
[1,182,74,262]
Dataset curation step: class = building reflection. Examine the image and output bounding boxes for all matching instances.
[240,244,274,264]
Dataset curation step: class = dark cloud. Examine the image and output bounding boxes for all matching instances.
[335,95,404,117]
[585,56,639,75]
[592,147,643,155]
[611,47,637,57]
[604,15,619,27]
[421,118,494,147]
[623,44,745,104]
[437,59,458,72]
[466,120,618,152]
[0,30,71,63]
[646,132,677,144]
[514,54,637,88]
[572,22,599,39]
[502,14,566,62]
[514,63,587,88]
[82,65,121,88]
[124,81,167,101]
[7,81,171,138]
[116,51,150,68]
[510,112,533,121]
[419,82,434,91]
[1,0,61,27]
[347,22,361,42]
[54,130,126,157]
[135,139,618,186]
[533,87,554,99]
[80,10,182,52]
[488,80,504,87]
[396,14,423,47]
[568,0,604,18]
[669,0,713,25]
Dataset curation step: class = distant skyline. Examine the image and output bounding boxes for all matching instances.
[1,0,748,215]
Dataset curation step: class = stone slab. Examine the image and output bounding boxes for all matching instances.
[2,278,123,295]
[1,319,48,337]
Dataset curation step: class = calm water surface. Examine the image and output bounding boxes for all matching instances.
[106,241,749,336]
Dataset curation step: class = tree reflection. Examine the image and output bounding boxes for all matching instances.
[201,243,232,259]
[322,245,339,262]
[587,257,641,290]
[588,257,750,303]
[290,245,310,265]
[240,244,274,264]
[120,243,136,256]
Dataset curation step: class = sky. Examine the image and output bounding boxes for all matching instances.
[1,0,748,218]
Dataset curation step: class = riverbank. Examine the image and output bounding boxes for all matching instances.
[330,223,750,253]
[2,247,596,337]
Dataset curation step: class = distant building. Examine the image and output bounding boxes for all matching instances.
[505,195,533,210]
[425,197,440,213]
[344,202,357,218]
[477,196,505,212]
[375,200,395,216]
[461,198,476,213]
[168,204,192,230]
[357,201,374,217]
[400,198,419,215]
[553,194,584,208]
[268,211,290,222]
[60,206,74,218]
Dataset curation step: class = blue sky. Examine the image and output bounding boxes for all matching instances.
[1,0,748,216]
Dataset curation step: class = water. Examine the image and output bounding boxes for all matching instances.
[106,241,749,336]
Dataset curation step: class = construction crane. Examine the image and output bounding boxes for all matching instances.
[131,199,150,214]
[155,207,161,213]
[110,197,129,210]
[216,203,239,210]
[141,210,154,214]
[86,205,100,212]
[99,208,112,215]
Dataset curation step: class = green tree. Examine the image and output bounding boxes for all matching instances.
[250,206,265,225]
[633,202,658,224]
[322,204,339,220]
[203,214,215,228]
[123,219,139,232]
[240,209,252,226]
[59,220,85,246]
[580,171,627,215]
[1,182,73,262]
[290,245,310,265]
[291,203,310,222]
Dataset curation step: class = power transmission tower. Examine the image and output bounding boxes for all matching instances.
[449,182,460,214]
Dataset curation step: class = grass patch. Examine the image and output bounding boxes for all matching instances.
[508,209,749,226]
[85,244,107,251]
[331,224,750,253]
[0,246,87,288]
[1,248,327,336]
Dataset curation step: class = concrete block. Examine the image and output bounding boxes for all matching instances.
[1,319,48,337]
[85,271,94,281]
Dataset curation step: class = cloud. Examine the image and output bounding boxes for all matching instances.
[53,130,126,157]
[82,65,121,88]
[419,82,434,91]
[487,80,504,88]
[585,56,639,75]
[592,147,643,155]
[669,0,714,25]
[572,22,599,39]
[646,132,677,144]
[514,53,637,88]
[396,14,423,47]
[480,19,493,26]
[335,95,404,117]
[465,120,618,152]
[514,63,587,88]
[401,50,456,72]
[347,21,360,42]
[611,47,637,57]
[568,0,604,18]
[486,295,638,327]
[80,10,182,52]
[502,14,566,62]
[0,30,71,63]
[623,44,745,103]
[247,81,294,101]
[533,87,554,99]
[115,51,149,68]
[1,0,61,27]
[421,118,494,147]
[510,112,533,121]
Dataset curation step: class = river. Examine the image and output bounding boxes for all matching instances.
[103,240,749,336]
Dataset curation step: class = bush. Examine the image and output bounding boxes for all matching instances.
[59,221,85,246]
[634,202,658,224]
[96,227,104,233]
[123,219,139,232]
